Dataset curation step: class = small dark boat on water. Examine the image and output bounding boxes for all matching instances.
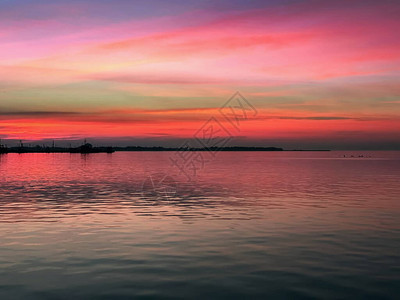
[69,143,115,154]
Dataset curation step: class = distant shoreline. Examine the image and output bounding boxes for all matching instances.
[0,146,331,153]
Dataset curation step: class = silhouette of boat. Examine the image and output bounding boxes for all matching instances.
[69,142,115,154]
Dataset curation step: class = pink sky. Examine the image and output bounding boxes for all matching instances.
[0,0,399,149]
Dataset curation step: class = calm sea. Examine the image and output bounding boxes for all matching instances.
[0,151,399,299]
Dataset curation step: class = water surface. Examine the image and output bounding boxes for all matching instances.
[0,151,399,299]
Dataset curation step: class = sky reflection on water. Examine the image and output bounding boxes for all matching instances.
[0,152,399,299]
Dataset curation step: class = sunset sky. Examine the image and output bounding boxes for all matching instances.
[1,0,399,149]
